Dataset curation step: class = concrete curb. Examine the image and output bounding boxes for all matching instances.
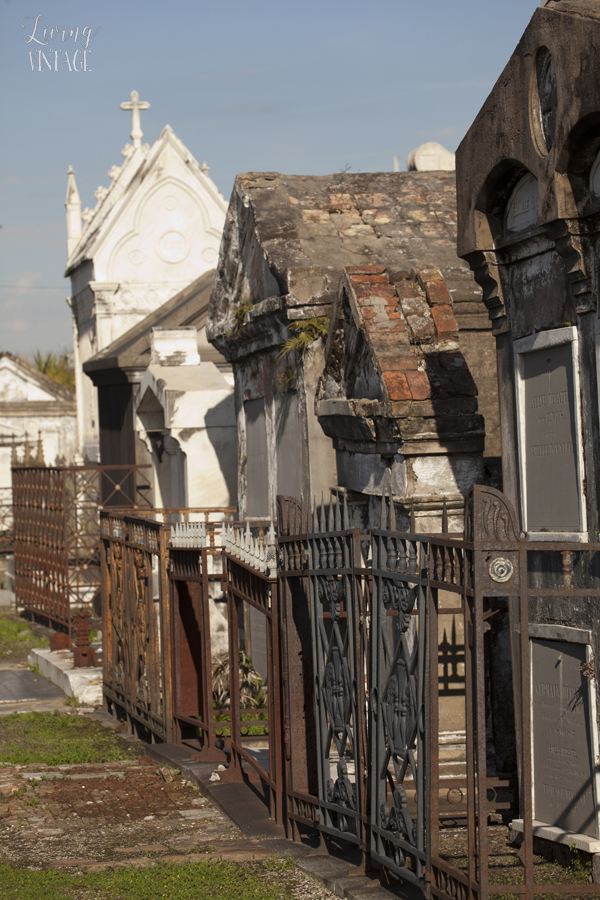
[28,647,103,705]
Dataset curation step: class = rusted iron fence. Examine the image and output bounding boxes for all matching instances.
[0,486,13,555]
[12,464,152,631]
[100,487,600,899]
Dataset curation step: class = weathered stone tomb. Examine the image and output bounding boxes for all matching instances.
[457,0,600,844]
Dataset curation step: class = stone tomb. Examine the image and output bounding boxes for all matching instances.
[515,328,585,537]
[530,625,600,842]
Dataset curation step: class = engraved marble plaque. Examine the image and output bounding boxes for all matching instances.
[245,398,269,517]
[532,638,597,837]
[523,342,580,531]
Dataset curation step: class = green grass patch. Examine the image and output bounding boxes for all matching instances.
[0,711,138,766]
[213,711,268,738]
[0,858,296,900]
[0,616,48,658]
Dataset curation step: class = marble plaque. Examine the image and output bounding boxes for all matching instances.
[523,342,580,531]
[245,398,269,517]
[276,391,303,502]
[532,638,597,837]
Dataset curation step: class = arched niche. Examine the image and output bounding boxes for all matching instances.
[555,111,600,212]
[505,173,538,234]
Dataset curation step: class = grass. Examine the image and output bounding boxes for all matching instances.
[0,858,297,900]
[0,616,49,658]
[213,711,269,738]
[0,711,138,766]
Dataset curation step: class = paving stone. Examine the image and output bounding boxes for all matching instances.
[297,857,352,878]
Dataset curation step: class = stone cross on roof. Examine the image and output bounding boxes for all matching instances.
[120,90,150,149]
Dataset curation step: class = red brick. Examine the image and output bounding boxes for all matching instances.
[353,285,396,299]
[373,355,419,371]
[382,372,411,401]
[406,371,432,400]
[407,315,435,341]
[345,265,386,275]
[349,274,389,284]
[424,280,452,306]
[431,305,458,339]
[416,266,444,285]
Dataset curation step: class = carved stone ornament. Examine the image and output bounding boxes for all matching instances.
[488,557,514,583]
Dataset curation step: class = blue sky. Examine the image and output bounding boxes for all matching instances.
[0,0,540,357]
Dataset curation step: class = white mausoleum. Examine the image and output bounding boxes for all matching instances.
[64,91,228,461]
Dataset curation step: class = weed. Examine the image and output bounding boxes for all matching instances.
[0,711,138,766]
[0,615,48,658]
[276,365,296,395]
[65,695,81,708]
[227,300,255,338]
[28,663,41,675]
[277,316,329,361]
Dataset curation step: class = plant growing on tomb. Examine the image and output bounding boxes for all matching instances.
[277,316,330,361]
[580,654,595,680]
[276,365,296,395]
[227,300,255,338]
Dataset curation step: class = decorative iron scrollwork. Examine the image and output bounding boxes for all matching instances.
[382,578,417,632]
[324,646,351,737]
[318,575,345,620]
[381,785,416,865]
[382,659,416,762]
[488,556,514,583]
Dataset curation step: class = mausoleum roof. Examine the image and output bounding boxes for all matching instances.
[208,170,485,360]
[83,269,227,385]
[0,352,75,408]
[65,124,226,275]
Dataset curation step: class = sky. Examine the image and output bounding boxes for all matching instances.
[0,0,541,358]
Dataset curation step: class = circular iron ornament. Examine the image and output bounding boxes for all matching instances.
[489,557,514,584]
[447,787,464,806]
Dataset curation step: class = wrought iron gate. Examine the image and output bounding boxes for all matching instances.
[369,494,428,886]
[308,494,368,847]
[304,485,600,898]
